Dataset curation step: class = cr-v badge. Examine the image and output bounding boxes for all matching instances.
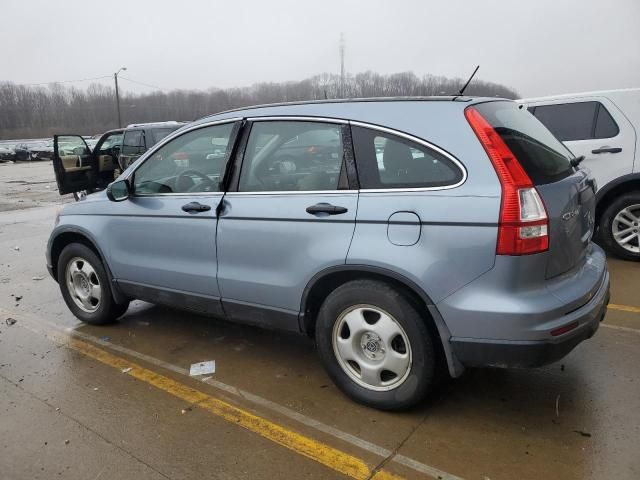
[562,207,581,221]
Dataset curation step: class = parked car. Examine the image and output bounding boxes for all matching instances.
[0,145,15,161]
[118,121,186,170]
[47,98,609,410]
[29,139,55,161]
[14,141,48,161]
[519,88,640,260]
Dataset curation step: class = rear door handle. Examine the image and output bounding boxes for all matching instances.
[182,202,211,213]
[306,203,348,215]
[592,147,622,154]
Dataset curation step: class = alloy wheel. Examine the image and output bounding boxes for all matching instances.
[612,204,640,254]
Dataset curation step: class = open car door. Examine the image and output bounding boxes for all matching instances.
[53,135,96,195]
[53,130,124,196]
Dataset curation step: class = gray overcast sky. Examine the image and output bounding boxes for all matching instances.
[1,0,639,98]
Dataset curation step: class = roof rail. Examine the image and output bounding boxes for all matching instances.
[125,121,186,128]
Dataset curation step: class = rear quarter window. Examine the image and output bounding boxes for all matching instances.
[351,126,464,189]
[475,102,574,185]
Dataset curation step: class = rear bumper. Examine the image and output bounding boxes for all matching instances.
[450,269,610,368]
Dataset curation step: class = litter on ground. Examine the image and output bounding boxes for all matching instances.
[189,360,216,376]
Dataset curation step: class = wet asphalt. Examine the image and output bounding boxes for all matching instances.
[0,163,639,479]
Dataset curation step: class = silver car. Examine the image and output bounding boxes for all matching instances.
[47,98,610,410]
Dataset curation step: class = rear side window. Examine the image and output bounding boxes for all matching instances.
[122,130,145,155]
[238,121,344,192]
[351,126,463,189]
[148,127,178,146]
[531,101,619,141]
[475,102,574,185]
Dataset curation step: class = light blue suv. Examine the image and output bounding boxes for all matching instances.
[47,98,610,410]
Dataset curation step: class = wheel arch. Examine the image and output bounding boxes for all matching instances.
[49,227,127,304]
[595,173,640,223]
[299,265,464,377]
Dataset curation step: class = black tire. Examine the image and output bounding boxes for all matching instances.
[315,279,436,410]
[57,243,129,325]
[597,192,640,261]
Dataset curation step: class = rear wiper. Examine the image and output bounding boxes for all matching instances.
[570,155,585,168]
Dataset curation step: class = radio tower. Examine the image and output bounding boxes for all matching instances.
[339,33,345,98]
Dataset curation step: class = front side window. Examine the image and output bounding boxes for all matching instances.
[238,121,344,192]
[57,136,91,157]
[531,101,619,141]
[122,130,145,155]
[352,126,463,189]
[97,133,123,156]
[133,123,234,194]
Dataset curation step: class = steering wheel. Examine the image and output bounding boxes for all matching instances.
[175,169,216,193]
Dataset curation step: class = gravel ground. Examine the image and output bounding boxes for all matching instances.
[0,161,72,212]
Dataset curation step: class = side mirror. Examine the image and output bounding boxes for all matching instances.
[106,179,131,202]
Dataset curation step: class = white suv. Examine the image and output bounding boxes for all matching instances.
[519,89,640,260]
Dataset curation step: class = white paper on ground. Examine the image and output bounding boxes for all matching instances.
[189,360,216,376]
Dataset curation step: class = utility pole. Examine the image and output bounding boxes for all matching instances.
[339,33,345,98]
[114,67,127,128]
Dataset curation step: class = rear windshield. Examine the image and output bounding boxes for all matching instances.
[474,101,574,184]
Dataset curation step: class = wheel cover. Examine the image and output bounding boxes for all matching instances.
[332,304,412,392]
[65,256,102,313]
[612,204,640,254]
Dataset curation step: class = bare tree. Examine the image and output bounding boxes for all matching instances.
[0,72,518,139]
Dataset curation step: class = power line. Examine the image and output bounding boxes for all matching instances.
[3,74,169,91]
[119,76,167,91]
[5,75,112,87]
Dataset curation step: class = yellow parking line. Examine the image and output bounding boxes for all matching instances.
[608,303,640,314]
[67,337,403,480]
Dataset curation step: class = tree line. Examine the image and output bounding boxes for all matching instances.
[0,71,518,139]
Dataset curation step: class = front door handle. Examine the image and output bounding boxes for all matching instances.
[182,202,211,213]
[592,147,622,154]
[306,203,348,215]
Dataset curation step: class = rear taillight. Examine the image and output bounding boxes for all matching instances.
[465,106,549,255]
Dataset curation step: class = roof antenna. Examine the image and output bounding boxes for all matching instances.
[455,65,480,97]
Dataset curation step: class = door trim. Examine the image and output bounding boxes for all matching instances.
[221,298,301,332]
[117,280,224,317]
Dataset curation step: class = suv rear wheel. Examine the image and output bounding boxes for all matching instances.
[599,192,640,261]
[57,243,129,324]
[315,280,436,410]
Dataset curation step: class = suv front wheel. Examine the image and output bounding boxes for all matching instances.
[57,243,129,324]
[315,280,436,410]
[599,192,640,261]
